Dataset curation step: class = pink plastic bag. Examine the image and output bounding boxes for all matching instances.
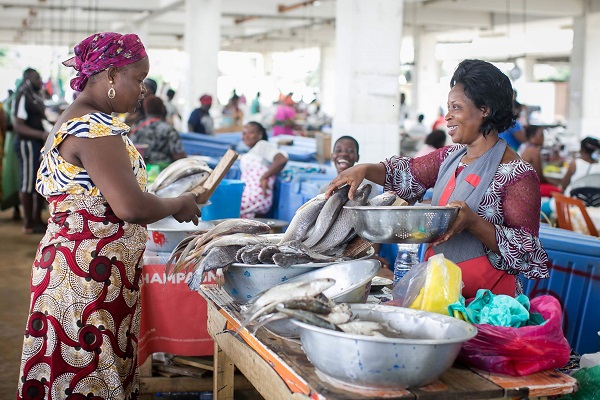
[458,295,571,376]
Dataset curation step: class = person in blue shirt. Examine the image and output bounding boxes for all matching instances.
[499,98,525,151]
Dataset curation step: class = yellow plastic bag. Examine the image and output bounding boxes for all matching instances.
[391,254,462,316]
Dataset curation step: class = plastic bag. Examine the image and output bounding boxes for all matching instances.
[389,254,462,316]
[458,295,571,376]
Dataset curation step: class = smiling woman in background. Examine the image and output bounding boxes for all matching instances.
[326,59,549,298]
[239,121,288,218]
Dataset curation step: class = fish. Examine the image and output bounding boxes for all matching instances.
[280,297,333,314]
[188,245,241,291]
[274,304,339,331]
[323,303,353,325]
[278,194,327,244]
[272,253,315,268]
[239,244,265,265]
[302,185,351,248]
[368,191,399,207]
[257,245,281,264]
[154,172,210,198]
[243,278,336,325]
[337,320,387,336]
[148,157,212,192]
[277,240,333,260]
[202,233,270,255]
[311,184,371,254]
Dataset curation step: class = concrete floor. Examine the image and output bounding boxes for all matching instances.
[0,208,262,399]
[0,208,44,399]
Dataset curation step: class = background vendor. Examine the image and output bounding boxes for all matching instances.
[240,121,288,218]
[326,59,549,298]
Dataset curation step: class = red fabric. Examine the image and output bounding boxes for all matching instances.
[465,173,481,187]
[139,264,215,364]
[438,170,456,207]
[540,182,562,197]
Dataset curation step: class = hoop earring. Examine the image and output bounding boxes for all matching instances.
[108,81,116,99]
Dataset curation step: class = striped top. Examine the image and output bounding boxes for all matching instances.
[36,112,147,197]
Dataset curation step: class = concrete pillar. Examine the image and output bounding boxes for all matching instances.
[412,28,441,129]
[333,0,403,163]
[319,45,336,117]
[182,0,221,125]
[568,13,600,139]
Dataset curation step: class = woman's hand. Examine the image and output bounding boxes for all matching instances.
[172,192,201,225]
[432,201,475,245]
[324,164,368,200]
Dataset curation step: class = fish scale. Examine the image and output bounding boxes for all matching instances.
[278,194,327,244]
[302,186,350,248]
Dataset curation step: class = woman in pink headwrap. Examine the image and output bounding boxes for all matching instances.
[17,32,200,400]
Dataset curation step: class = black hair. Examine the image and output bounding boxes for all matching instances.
[581,137,600,155]
[334,135,360,154]
[143,96,166,117]
[425,130,447,149]
[247,121,267,141]
[166,89,175,99]
[23,68,38,79]
[144,78,158,95]
[450,59,515,136]
[525,125,542,140]
[417,114,424,123]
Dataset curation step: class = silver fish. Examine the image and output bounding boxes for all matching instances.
[188,245,241,291]
[278,194,327,244]
[243,278,336,325]
[148,157,211,192]
[155,172,210,198]
[271,253,314,268]
[257,245,281,264]
[240,244,265,265]
[202,233,270,255]
[302,186,351,248]
[368,191,398,207]
[311,184,371,254]
[278,240,334,261]
[274,304,339,330]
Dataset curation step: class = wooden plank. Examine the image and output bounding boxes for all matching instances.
[193,149,238,204]
[140,375,253,394]
[474,368,578,398]
[155,363,208,379]
[410,365,505,400]
[173,355,215,371]
[214,341,236,400]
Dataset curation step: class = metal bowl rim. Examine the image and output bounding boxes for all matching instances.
[147,219,214,233]
[343,205,460,211]
[292,306,477,345]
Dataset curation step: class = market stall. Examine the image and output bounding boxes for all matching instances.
[200,285,577,400]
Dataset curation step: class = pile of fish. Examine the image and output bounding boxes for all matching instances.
[148,156,213,198]
[166,188,401,291]
[242,278,405,338]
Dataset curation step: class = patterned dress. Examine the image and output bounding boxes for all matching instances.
[382,145,549,292]
[18,112,147,400]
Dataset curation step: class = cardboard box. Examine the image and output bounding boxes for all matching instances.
[315,131,331,163]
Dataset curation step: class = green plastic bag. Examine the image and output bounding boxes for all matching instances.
[560,365,600,399]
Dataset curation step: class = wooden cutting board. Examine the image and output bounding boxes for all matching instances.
[191,149,239,204]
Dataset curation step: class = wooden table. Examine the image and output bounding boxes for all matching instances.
[200,286,578,400]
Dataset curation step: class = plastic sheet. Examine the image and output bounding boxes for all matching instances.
[390,254,462,316]
[458,295,571,376]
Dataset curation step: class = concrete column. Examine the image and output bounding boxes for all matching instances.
[182,0,221,125]
[333,0,403,163]
[319,45,336,117]
[568,13,600,139]
[412,29,441,129]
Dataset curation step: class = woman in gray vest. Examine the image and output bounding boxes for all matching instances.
[326,59,549,298]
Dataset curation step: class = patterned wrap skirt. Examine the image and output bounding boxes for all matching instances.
[17,194,147,400]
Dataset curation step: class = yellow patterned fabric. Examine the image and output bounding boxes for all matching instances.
[37,112,147,197]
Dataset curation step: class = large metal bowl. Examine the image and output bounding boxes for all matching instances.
[293,304,477,389]
[344,205,460,244]
[264,259,381,338]
[222,246,375,304]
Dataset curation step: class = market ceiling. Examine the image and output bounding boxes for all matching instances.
[0,0,593,55]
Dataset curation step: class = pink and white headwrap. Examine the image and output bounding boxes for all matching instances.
[63,32,147,92]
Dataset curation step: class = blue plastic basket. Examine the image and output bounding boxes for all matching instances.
[201,179,245,221]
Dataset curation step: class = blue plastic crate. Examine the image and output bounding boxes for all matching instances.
[201,179,245,220]
[520,226,600,354]
[182,140,232,158]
